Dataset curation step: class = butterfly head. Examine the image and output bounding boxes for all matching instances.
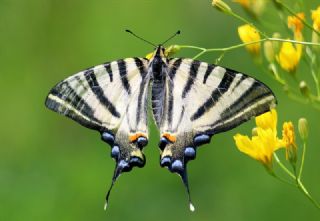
[149,45,168,63]
[155,45,166,56]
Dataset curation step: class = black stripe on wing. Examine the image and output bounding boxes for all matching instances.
[134,58,148,126]
[117,59,131,95]
[203,64,214,84]
[207,82,276,134]
[84,69,121,118]
[104,63,113,82]
[45,81,103,130]
[182,60,201,98]
[191,68,234,121]
[167,58,183,129]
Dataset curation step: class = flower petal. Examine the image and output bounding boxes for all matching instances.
[255,109,277,132]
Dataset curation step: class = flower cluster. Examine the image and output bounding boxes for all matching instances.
[234,1,320,109]
[233,109,297,171]
[210,0,320,210]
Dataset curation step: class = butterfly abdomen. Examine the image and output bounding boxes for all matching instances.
[150,57,166,127]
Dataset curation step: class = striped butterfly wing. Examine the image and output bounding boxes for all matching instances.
[45,58,151,207]
[158,58,276,205]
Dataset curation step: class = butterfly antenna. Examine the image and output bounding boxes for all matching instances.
[104,164,122,210]
[125,29,156,47]
[161,30,181,46]
[180,168,195,212]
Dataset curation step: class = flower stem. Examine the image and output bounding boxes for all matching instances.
[226,10,269,38]
[274,153,320,209]
[311,69,320,98]
[273,153,296,179]
[269,171,296,187]
[296,179,320,209]
[298,141,307,180]
[179,38,320,59]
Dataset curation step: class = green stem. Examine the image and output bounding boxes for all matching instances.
[273,153,320,209]
[298,141,307,179]
[311,69,320,98]
[269,171,296,187]
[273,153,296,179]
[275,0,320,36]
[296,179,320,209]
[227,10,269,38]
[179,38,320,59]
[268,63,286,85]
[287,92,308,104]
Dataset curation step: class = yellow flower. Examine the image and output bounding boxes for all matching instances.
[234,109,284,170]
[312,6,320,31]
[145,52,154,60]
[282,122,297,164]
[255,108,277,132]
[282,122,295,147]
[311,6,320,44]
[238,24,261,55]
[233,0,266,16]
[234,128,283,170]
[233,0,249,8]
[277,40,302,72]
[288,13,305,34]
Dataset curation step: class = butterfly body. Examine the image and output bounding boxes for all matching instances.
[45,44,276,210]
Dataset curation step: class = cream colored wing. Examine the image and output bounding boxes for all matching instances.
[45,58,151,208]
[157,58,276,207]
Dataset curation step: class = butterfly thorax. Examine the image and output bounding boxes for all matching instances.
[150,46,168,127]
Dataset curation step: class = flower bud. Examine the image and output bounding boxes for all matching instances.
[238,24,261,55]
[252,127,258,136]
[282,122,297,165]
[312,32,320,52]
[298,118,308,141]
[165,45,181,57]
[268,63,278,78]
[272,32,281,53]
[212,0,232,14]
[264,41,275,62]
[299,81,310,97]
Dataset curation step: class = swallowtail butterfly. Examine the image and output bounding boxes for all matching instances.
[45,31,276,211]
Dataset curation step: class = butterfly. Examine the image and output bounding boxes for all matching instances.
[45,30,276,211]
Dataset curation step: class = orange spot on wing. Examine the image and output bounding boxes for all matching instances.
[162,133,177,143]
[129,133,147,142]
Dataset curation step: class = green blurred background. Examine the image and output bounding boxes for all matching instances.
[1,0,319,220]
